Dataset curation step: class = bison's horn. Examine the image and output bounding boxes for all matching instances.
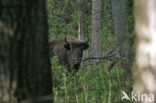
[64,33,69,44]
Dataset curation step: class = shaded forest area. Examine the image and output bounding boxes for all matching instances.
[47,0,134,102]
[1,0,156,103]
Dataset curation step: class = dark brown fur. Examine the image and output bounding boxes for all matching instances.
[49,37,89,71]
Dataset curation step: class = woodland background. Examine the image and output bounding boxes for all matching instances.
[1,0,156,103]
[47,0,134,103]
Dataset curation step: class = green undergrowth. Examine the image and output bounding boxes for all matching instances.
[51,57,133,103]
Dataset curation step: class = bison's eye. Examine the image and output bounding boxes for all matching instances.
[64,43,70,50]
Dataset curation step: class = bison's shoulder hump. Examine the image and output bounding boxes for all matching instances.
[66,37,78,42]
[49,37,79,44]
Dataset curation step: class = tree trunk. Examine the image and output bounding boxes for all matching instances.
[78,0,87,40]
[134,0,156,102]
[111,0,130,57]
[0,0,52,102]
[91,0,102,57]
[0,21,12,103]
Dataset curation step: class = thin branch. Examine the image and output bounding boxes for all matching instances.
[83,56,114,61]
[83,35,127,62]
[106,36,127,56]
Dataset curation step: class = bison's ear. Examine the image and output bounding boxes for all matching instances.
[83,43,89,50]
[64,43,70,50]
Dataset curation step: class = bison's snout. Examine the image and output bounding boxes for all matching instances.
[72,58,81,69]
[73,63,81,69]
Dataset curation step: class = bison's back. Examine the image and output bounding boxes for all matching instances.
[49,37,78,46]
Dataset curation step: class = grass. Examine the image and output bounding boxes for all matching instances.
[51,58,133,103]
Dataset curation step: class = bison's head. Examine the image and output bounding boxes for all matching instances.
[64,36,89,70]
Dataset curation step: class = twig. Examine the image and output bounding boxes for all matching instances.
[83,36,127,62]
[108,61,116,71]
[83,56,114,61]
[82,35,128,69]
[106,36,127,56]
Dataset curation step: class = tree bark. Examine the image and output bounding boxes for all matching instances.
[134,0,156,102]
[111,0,130,57]
[78,0,87,40]
[91,0,102,57]
[0,0,52,102]
[0,21,12,103]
